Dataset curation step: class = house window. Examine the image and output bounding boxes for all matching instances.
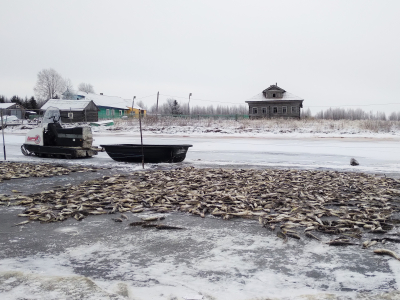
[273,107,278,114]
[119,110,123,116]
[273,93,276,98]
[106,109,110,116]
[252,107,258,114]
[282,106,287,114]
[68,112,73,119]
[111,110,115,116]
[292,106,297,113]
[262,107,267,114]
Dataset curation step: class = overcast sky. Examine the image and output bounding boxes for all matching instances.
[1,0,400,114]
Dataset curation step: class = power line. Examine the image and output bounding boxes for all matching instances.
[305,102,400,108]
[159,93,400,108]
[83,91,400,110]
[160,94,246,105]
[137,94,157,100]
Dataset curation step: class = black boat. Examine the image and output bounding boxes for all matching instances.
[100,144,193,163]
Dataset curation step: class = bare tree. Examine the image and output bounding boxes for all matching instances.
[78,83,95,93]
[158,99,183,115]
[312,107,394,120]
[389,112,398,121]
[301,108,312,118]
[33,68,66,101]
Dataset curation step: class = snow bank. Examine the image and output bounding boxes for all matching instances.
[4,119,400,139]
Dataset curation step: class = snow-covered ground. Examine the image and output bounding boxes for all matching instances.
[2,207,400,300]
[1,121,400,300]
[5,118,400,138]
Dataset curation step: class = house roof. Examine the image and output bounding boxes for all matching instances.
[0,103,18,109]
[246,91,303,102]
[264,84,286,93]
[77,92,143,110]
[41,100,95,111]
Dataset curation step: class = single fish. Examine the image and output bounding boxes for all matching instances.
[304,226,316,232]
[142,224,158,228]
[286,232,301,239]
[363,240,378,249]
[13,220,30,226]
[305,231,321,241]
[374,248,400,260]
[156,224,184,230]
[276,231,287,242]
[142,216,165,222]
[370,229,387,234]
[327,240,358,246]
[112,218,123,222]
[129,221,146,226]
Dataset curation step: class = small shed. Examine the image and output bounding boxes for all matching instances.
[0,103,25,119]
[41,100,99,122]
[128,105,147,118]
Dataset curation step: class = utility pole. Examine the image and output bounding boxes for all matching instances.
[156,91,159,119]
[131,96,136,117]
[188,93,192,116]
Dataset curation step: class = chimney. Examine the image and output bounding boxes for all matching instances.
[100,93,103,95]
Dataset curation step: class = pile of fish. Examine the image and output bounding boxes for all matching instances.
[0,161,100,182]
[4,167,400,243]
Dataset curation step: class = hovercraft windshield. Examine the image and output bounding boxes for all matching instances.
[42,107,61,128]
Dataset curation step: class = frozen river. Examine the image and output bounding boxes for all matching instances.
[2,132,400,176]
[1,132,400,300]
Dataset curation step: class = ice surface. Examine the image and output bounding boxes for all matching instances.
[1,123,400,299]
[2,212,400,300]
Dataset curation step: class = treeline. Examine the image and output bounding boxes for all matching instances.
[2,92,399,121]
[0,95,38,109]
[301,107,400,121]
[140,100,399,119]
[146,99,248,115]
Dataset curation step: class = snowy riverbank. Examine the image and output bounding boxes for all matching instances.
[4,118,400,140]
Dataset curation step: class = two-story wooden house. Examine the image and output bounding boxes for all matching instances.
[246,84,304,119]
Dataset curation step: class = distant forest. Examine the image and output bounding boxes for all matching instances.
[144,99,248,116]
[150,99,400,121]
[301,107,400,121]
[1,93,399,121]
[0,95,38,110]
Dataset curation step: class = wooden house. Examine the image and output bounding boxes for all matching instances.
[0,103,25,119]
[245,84,304,119]
[41,100,99,122]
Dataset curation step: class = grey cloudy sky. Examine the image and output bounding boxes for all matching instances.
[1,0,400,113]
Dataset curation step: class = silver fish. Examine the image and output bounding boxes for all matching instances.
[374,249,400,260]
